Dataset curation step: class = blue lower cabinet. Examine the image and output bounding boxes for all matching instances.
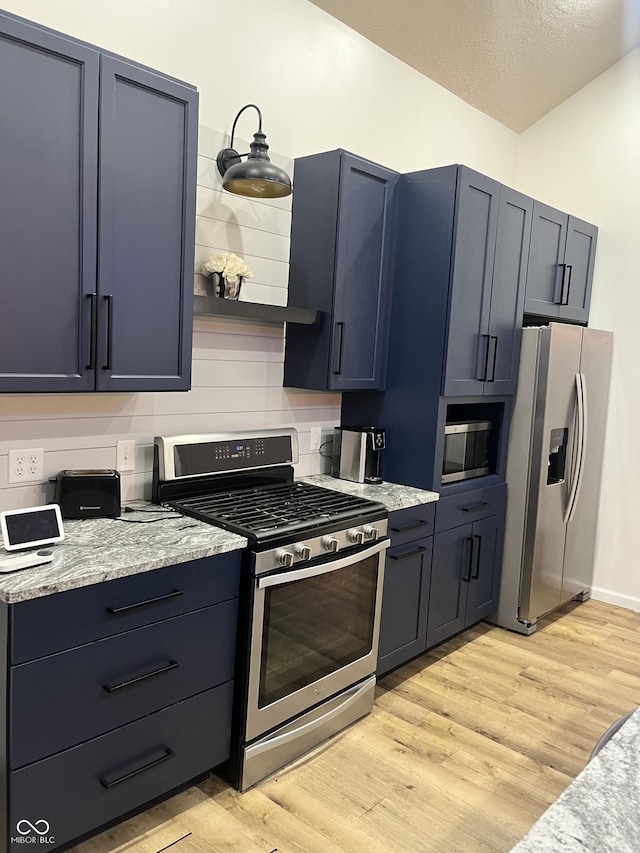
[377,536,433,675]
[3,551,242,851]
[427,511,505,648]
[9,684,233,851]
[10,600,238,768]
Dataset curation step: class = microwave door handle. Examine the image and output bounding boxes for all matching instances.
[565,373,588,525]
[563,373,586,524]
[257,540,389,589]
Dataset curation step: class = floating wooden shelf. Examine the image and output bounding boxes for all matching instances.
[194,296,321,326]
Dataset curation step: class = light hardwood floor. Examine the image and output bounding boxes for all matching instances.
[71,599,640,853]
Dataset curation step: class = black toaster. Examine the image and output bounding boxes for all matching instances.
[53,470,121,519]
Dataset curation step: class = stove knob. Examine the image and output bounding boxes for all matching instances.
[363,525,379,541]
[348,528,366,545]
[294,543,312,561]
[322,536,340,553]
[275,549,295,568]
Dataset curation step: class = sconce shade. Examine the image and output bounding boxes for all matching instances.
[216,105,292,199]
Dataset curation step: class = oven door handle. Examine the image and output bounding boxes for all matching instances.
[257,540,390,589]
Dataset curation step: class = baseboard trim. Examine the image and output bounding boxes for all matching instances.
[590,586,640,613]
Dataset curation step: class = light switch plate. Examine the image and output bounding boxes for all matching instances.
[116,440,136,473]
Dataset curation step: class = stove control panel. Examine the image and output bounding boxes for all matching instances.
[254,518,389,575]
[155,429,299,481]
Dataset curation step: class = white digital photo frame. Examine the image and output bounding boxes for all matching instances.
[0,504,65,552]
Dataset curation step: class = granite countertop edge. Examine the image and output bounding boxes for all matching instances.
[510,706,640,852]
[300,474,439,511]
[0,479,439,604]
[0,504,248,605]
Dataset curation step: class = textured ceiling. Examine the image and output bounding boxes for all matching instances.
[308,0,640,132]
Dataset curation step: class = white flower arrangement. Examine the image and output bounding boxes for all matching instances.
[202,252,253,284]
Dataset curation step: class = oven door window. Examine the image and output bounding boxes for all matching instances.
[258,554,378,708]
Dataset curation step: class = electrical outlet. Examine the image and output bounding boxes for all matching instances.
[310,426,322,452]
[116,440,136,473]
[8,448,43,483]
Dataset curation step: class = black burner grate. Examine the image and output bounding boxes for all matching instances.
[171,481,382,539]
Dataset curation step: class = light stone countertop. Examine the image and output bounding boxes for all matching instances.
[511,707,640,852]
[300,474,439,512]
[0,502,247,604]
[0,478,437,605]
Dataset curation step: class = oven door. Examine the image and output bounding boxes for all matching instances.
[245,538,388,743]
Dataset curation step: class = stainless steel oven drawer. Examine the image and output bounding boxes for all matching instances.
[10,601,237,768]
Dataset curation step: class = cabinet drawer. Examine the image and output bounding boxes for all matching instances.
[435,484,506,533]
[10,551,242,664]
[10,600,237,768]
[388,503,436,546]
[9,683,233,851]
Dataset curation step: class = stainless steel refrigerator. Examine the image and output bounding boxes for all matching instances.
[490,323,613,634]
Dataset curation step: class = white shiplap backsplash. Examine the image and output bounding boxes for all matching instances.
[0,126,340,512]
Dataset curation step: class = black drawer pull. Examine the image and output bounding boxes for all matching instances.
[390,519,430,534]
[389,546,428,562]
[461,502,490,514]
[103,660,180,693]
[106,589,184,615]
[100,748,175,789]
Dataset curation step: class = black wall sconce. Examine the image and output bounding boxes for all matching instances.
[216,104,292,199]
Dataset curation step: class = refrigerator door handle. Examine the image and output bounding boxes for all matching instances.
[564,372,587,524]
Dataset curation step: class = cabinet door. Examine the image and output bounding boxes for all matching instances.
[485,188,532,395]
[0,14,99,392]
[464,513,505,626]
[97,57,197,391]
[524,201,567,318]
[377,536,432,675]
[427,524,472,648]
[330,154,397,390]
[443,168,499,397]
[562,217,597,324]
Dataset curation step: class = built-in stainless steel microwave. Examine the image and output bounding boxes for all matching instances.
[442,420,493,483]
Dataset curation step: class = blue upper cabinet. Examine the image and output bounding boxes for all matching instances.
[0,12,197,393]
[284,150,398,391]
[97,58,197,392]
[0,16,99,392]
[443,168,532,397]
[524,201,597,324]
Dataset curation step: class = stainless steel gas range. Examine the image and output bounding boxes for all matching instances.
[152,428,389,791]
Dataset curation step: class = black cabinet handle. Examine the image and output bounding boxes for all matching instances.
[333,321,345,374]
[106,589,183,615]
[488,336,498,382]
[86,293,97,370]
[103,294,114,370]
[481,334,491,381]
[100,748,175,789]
[103,660,180,693]
[390,519,430,534]
[563,264,573,305]
[462,537,473,582]
[389,545,428,562]
[471,534,482,579]
[461,502,490,514]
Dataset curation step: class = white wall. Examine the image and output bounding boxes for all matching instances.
[0,0,518,512]
[515,48,640,610]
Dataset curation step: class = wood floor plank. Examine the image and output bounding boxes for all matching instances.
[70,599,640,853]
